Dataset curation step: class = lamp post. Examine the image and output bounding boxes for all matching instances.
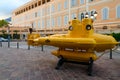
[85,11,98,20]
[7,26,10,48]
[7,23,12,48]
[85,12,89,18]
[94,11,98,17]
[86,0,89,12]
[90,13,94,19]
[85,0,98,20]
[90,11,98,20]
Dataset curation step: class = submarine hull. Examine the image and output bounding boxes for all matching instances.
[28,34,118,52]
[32,37,96,49]
[52,50,97,62]
[90,34,117,52]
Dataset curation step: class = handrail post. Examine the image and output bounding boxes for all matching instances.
[0,42,2,47]
[28,45,30,50]
[41,45,43,51]
[110,49,112,59]
[17,42,19,49]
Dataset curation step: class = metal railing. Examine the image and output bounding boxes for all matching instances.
[0,41,44,51]
[0,41,119,59]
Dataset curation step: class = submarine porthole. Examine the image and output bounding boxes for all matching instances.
[86,25,91,30]
[69,26,73,31]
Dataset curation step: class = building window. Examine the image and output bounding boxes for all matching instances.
[24,9,25,12]
[33,22,36,28]
[38,21,41,28]
[42,8,45,16]
[35,12,37,17]
[47,19,50,28]
[42,0,45,4]
[116,5,120,18]
[47,0,50,2]
[29,6,31,10]
[32,13,34,18]
[80,0,84,4]
[26,7,28,11]
[57,16,61,26]
[58,3,61,11]
[28,14,31,19]
[25,15,27,20]
[47,7,50,14]
[35,3,37,7]
[38,1,41,6]
[42,20,45,29]
[102,7,109,20]
[51,5,55,13]
[51,18,55,27]
[64,15,69,25]
[32,5,34,9]
[89,0,94,2]
[64,0,68,9]
[38,11,41,17]
[78,13,81,20]
[71,13,77,19]
[103,26,107,29]
[23,9,25,12]
[71,0,77,7]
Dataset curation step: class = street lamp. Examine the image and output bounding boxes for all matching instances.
[7,26,10,48]
[94,11,98,17]
[90,14,94,19]
[85,0,97,20]
[85,12,89,18]
[7,23,12,48]
[31,22,33,29]
[85,11,97,20]
[90,11,98,20]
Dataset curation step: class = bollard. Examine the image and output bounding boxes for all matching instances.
[110,49,112,59]
[8,41,10,48]
[0,42,2,47]
[8,35,10,48]
[17,42,19,49]
[41,45,43,51]
[28,45,30,50]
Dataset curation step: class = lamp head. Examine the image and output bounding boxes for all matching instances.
[85,12,89,18]
[90,14,94,19]
[29,28,33,34]
[94,11,97,17]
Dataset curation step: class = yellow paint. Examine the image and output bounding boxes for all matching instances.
[52,50,97,62]
[27,18,119,62]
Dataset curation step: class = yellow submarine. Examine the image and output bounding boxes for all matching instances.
[27,18,119,75]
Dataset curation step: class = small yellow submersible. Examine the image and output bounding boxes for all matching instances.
[27,18,119,76]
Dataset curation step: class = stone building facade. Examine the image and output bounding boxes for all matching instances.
[12,0,120,35]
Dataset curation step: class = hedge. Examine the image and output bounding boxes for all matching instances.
[111,33,120,41]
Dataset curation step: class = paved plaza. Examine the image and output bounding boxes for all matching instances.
[0,42,120,80]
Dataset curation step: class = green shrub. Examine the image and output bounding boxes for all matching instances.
[0,34,12,39]
[111,33,120,41]
[13,34,20,39]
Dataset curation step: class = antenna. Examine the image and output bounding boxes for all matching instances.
[29,28,33,34]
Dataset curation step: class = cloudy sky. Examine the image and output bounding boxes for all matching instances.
[0,0,31,20]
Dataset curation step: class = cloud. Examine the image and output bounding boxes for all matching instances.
[0,0,31,19]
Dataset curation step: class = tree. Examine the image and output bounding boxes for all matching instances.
[111,32,120,41]
[1,30,6,35]
[0,20,9,27]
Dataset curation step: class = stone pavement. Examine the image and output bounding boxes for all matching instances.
[0,46,120,80]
